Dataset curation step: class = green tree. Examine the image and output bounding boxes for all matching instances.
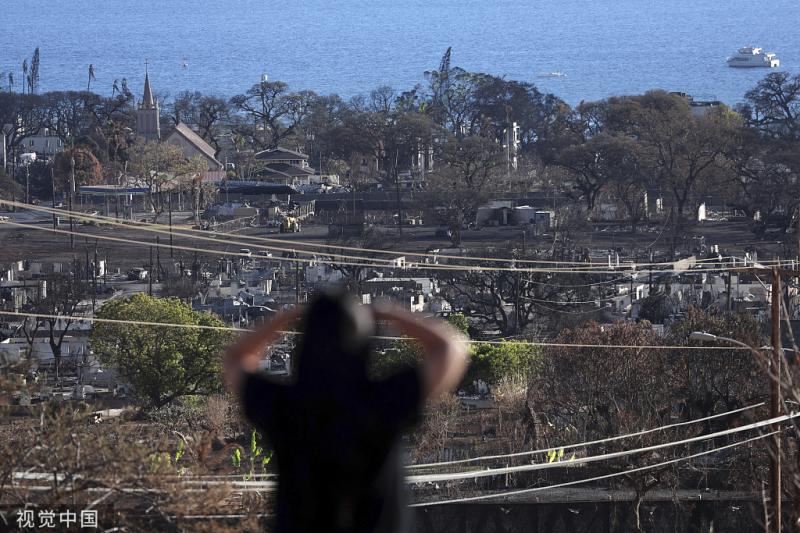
[371,313,469,379]
[374,313,536,389]
[468,340,539,386]
[91,294,233,408]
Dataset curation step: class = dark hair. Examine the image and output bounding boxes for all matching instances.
[293,293,375,381]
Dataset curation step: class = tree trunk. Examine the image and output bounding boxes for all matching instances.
[50,340,61,381]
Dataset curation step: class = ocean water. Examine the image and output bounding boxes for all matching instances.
[1,0,798,107]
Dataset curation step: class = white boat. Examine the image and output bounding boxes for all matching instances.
[727,46,780,68]
[538,71,567,78]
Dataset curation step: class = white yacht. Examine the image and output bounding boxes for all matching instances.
[727,46,780,68]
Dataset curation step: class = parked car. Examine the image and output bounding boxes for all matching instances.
[127,268,148,281]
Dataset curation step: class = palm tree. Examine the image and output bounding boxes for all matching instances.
[87,64,96,92]
[28,48,40,93]
[21,60,28,94]
[7,72,13,92]
[112,78,119,97]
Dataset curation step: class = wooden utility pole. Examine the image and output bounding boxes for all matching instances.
[156,236,161,281]
[92,242,98,313]
[514,271,521,334]
[770,267,782,533]
[168,194,174,258]
[726,271,733,312]
[744,264,799,533]
[295,254,300,305]
[68,155,75,250]
[51,166,57,230]
[148,246,153,296]
[84,239,90,285]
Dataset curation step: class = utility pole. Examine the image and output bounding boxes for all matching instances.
[742,264,795,533]
[726,271,733,312]
[148,246,153,296]
[84,238,90,285]
[25,162,29,205]
[514,270,521,334]
[69,154,76,250]
[769,267,782,533]
[92,242,98,313]
[11,146,16,212]
[156,236,161,281]
[295,252,300,305]
[51,165,57,230]
[394,158,403,235]
[168,194,174,258]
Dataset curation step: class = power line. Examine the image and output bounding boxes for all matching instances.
[0,309,248,332]
[1,220,393,270]
[19,434,774,500]
[2,218,776,275]
[408,402,765,470]
[0,199,401,266]
[409,431,777,507]
[405,412,799,483]
[529,301,607,315]
[0,310,767,350]
[0,199,775,270]
[522,276,629,288]
[522,293,625,305]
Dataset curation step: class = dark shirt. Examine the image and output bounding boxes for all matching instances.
[242,365,422,533]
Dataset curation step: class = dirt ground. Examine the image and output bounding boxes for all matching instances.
[0,218,789,274]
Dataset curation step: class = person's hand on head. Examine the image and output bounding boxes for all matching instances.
[373,303,469,401]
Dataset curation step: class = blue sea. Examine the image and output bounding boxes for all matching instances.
[1,0,798,106]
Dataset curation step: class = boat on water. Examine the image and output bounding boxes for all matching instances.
[538,71,567,78]
[727,46,780,68]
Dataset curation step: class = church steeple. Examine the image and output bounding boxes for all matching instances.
[135,61,160,141]
[141,72,155,110]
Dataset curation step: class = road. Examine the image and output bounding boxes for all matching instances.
[0,208,787,271]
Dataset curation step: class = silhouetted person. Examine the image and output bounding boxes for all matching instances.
[224,294,467,533]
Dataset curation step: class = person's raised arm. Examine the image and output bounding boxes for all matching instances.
[222,306,303,396]
[374,305,468,401]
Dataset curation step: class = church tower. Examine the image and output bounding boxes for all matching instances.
[135,68,161,141]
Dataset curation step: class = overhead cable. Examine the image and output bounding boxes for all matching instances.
[0,310,767,350]
[1,219,774,275]
[409,431,777,506]
[405,412,798,483]
[408,402,765,470]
